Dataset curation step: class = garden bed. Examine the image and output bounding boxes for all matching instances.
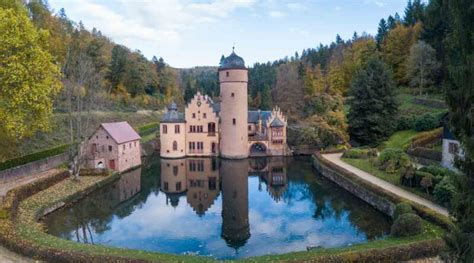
[0,164,449,262]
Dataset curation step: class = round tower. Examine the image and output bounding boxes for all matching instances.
[218,49,249,159]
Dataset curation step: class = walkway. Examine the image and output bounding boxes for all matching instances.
[0,168,60,262]
[322,153,449,217]
[0,168,60,201]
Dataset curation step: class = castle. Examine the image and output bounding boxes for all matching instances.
[159,49,291,159]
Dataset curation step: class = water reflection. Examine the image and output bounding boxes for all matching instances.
[43,156,391,259]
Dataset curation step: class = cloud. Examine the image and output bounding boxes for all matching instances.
[51,0,256,53]
[287,3,304,11]
[269,10,286,18]
[364,0,387,7]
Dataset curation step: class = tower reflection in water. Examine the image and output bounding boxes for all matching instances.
[159,157,287,249]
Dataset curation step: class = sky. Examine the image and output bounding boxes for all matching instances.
[48,0,408,68]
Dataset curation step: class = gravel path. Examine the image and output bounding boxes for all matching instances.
[322,153,449,217]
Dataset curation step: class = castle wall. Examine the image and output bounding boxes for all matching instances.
[185,93,219,157]
[219,69,249,159]
[160,123,186,158]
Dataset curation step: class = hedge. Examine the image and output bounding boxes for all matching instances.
[342,148,377,159]
[0,144,69,172]
[408,147,442,162]
[391,213,424,237]
[410,128,443,148]
[138,122,160,136]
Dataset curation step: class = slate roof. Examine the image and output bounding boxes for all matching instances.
[248,111,272,124]
[100,122,141,144]
[162,102,185,123]
[270,117,285,127]
[219,50,246,70]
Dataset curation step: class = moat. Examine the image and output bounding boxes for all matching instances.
[43,156,391,260]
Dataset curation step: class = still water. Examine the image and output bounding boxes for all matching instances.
[43,156,391,259]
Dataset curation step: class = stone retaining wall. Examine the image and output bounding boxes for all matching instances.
[311,154,396,217]
[0,153,68,184]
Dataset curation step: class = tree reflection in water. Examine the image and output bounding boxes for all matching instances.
[43,155,391,259]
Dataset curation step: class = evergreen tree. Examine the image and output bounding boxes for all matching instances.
[404,0,415,25]
[376,18,388,48]
[443,0,474,261]
[348,57,398,145]
[352,31,359,42]
[394,12,401,22]
[335,34,343,45]
[107,45,129,92]
[260,84,271,110]
[387,15,397,30]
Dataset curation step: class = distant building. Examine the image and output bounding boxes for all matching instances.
[160,49,291,159]
[86,121,141,173]
[442,121,464,170]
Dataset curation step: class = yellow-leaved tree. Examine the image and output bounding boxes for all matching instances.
[0,7,61,140]
[382,22,422,86]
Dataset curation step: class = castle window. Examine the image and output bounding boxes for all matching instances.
[231,92,235,97]
[164,182,168,191]
[109,145,112,152]
[173,166,178,176]
[176,182,182,192]
[192,113,196,118]
[203,113,207,118]
[233,118,236,125]
[173,141,178,151]
[175,125,180,134]
[226,71,229,77]
[248,125,251,131]
[96,135,98,139]
[163,125,167,134]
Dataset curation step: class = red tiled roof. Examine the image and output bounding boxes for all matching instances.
[100,121,141,144]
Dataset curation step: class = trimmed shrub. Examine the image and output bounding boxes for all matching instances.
[378,148,412,174]
[414,113,441,132]
[391,213,423,237]
[434,176,456,208]
[342,148,377,159]
[0,144,69,171]
[410,128,442,148]
[393,202,414,220]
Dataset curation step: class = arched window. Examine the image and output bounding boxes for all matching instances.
[173,141,178,151]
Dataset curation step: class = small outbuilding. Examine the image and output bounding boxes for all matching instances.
[86,121,141,173]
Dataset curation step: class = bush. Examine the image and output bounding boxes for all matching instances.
[397,115,416,131]
[391,213,423,237]
[378,148,412,174]
[0,144,69,171]
[342,148,377,159]
[434,176,456,208]
[393,202,414,220]
[414,113,441,132]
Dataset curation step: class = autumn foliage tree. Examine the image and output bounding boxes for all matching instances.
[382,22,422,86]
[0,7,61,140]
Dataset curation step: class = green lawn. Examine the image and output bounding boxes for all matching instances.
[379,130,419,150]
[342,157,435,202]
[397,93,446,117]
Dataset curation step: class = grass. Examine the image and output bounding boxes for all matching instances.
[397,93,446,117]
[379,130,419,150]
[342,157,435,202]
[247,221,443,262]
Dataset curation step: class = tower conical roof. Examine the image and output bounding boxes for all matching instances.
[219,48,246,70]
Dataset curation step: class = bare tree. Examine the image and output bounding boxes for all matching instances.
[63,50,100,180]
[407,41,440,96]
